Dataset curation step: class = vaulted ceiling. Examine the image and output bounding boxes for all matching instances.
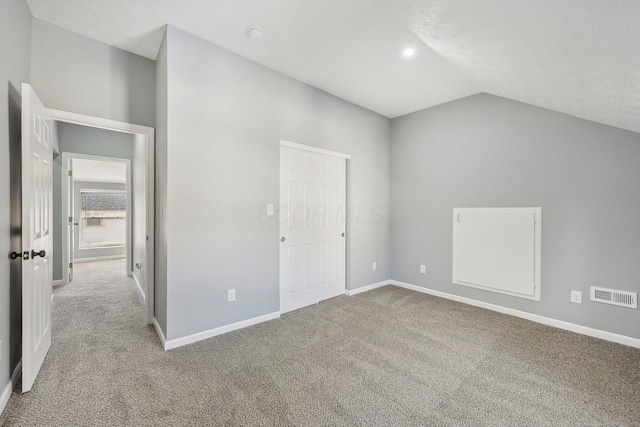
[26,0,640,133]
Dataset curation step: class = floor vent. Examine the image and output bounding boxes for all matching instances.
[590,286,637,309]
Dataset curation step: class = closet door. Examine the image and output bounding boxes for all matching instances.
[279,146,346,314]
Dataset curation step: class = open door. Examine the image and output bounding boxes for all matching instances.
[21,83,53,393]
[67,158,74,283]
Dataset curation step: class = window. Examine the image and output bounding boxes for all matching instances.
[85,218,103,227]
[80,190,126,248]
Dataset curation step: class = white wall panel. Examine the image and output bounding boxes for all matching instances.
[453,207,542,301]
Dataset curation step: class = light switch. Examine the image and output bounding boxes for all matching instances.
[267,204,274,216]
[570,290,582,304]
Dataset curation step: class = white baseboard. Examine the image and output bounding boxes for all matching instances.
[346,280,391,296]
[153,318,167,349]
[0,360,19,418]
[164,312,281,351]
[74,255,126,263]
[53,279,65,287]
[389,280,640,349]
[132,272,145,303]
[0,381,11,418]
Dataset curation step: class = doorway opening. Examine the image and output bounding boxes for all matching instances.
[59,153,133,289]
[48,109,155,325]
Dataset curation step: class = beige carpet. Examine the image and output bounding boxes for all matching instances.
[1,259,639,426]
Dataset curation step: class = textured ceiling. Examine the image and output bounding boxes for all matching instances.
[25,0,640,133]
[387,0,640,133]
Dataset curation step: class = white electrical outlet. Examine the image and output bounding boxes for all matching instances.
[420,265,426,274]
[228,289,236,302]
[570,290,582,304]
[372,262,377,271]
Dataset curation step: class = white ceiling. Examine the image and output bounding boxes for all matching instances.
[26,0,640,133]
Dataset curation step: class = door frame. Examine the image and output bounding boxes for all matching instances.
[61,152,132,274]
[279,140,350,313]
[48,108,155,325]
[280,140,351,160]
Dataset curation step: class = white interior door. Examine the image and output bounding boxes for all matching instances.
[279,145,346,314]
[21,83,53,393]
[317,153,347,301]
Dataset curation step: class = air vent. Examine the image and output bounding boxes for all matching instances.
[590,286,637,309]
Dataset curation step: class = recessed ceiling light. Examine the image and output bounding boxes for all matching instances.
[246,26,264,40]
[403,48,416,57]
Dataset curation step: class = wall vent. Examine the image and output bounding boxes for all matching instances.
[590,286,637,309]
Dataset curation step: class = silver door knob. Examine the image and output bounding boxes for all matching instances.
[341,233,345,237]
[281,237,286,242]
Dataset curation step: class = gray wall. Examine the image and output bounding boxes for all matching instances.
[30,19,156,128]
[52,123,135,280]
[0,0,31,390]
[31,17,156,285]
[52,153,63,280]
[154,29,168,335]
[390,93,640,339]
[52,154,63,281]
[161,26,391,340]
[59,122,135,158]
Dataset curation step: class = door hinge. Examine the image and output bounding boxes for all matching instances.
[68,216,73,223]
[146,235,149,241]
[69,262,73,268]
[68,170,73,177]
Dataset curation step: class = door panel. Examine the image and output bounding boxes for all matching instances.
[22,83,53,393]
[279,146,346,314]
[279,150,318,312]
[318,154,346,301]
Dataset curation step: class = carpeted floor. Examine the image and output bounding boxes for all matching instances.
[1,259,639,426]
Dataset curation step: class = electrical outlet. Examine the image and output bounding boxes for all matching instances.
[570,290,582,304]
[372,261,377,271]
[228,289,236,302]
[420,265,426,274]
[267,204,274,216]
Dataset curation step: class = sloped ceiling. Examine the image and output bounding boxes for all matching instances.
[389,0,640,133]
[25,0,640,133]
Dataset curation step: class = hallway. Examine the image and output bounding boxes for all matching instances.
[1,260,160,425]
